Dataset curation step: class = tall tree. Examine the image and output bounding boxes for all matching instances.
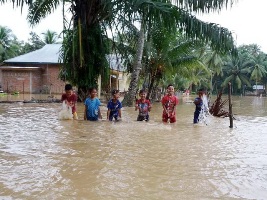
[222,55,251,94]
[122,0,238,106]
[20,31,45,54]
[249,53,267,94]
[200,47,224,93]
[0,26,20,62]
[143,28,207,101]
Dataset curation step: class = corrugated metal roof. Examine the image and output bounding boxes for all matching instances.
[0,66,41,70]
[3,44,127,72]
[4,44,62,64]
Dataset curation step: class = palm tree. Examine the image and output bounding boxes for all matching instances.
[42,30,59,44]
[235,45,267,95]
[142,29,208,101]
[200,47,224,93]
[222,55,251,94]
[122,0,238,106]
[249,53,267,95]
[0,25,20,62]
[2,0,238,102]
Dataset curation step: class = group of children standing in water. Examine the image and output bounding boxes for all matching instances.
[61,84,204,124]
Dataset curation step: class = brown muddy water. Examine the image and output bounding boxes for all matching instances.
[0,94,267,200]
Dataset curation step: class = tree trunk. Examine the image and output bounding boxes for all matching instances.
[77,86,88,102]
[151,80,160,102]
[122,22,145,106]
[147,74,155,100]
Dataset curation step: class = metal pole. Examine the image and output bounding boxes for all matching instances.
[228,82,233,128]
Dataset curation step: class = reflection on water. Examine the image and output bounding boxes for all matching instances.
[0,96,267,199]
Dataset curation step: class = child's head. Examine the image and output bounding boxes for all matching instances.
[198,88,205,96]
[166,84,175,95]
[139,89,146,99]
[112,89,120,99]
[88,87,97,98]
[65,84,73,97]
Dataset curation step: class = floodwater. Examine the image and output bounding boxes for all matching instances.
[0,95,267,200]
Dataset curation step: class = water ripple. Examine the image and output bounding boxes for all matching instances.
[0,100,267,199]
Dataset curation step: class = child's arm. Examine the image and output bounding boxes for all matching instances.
[107,109,110,120]
[61,94,65,102]
[148,101,152,112]
[118,109,122,118]
[135,103,138,111]
[194,98,200,105]
[171,97,179,116]
[171,105,176,117]
[84,105,87,120]
[135,99,139,111]
[162,103,167,114]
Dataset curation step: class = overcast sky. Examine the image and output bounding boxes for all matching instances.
[0,0,267,52]
[0,3,64,42]
[198,0,267,53]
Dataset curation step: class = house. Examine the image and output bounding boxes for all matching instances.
[252,85,264,90]
[252,85,265,96]
[0,44,64,94]
[0,44,130,95]
[106,54,130,93]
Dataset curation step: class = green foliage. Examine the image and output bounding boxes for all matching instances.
[42,30,59,44]
[20,31,45,54]
[59,24,110,90]
[0,26,21,62]
[222,55,251,89]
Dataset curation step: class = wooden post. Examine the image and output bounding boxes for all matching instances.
[228,82,233,128]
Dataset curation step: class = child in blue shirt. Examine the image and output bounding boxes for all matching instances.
[84,87,102,121]
[107,89,122,121]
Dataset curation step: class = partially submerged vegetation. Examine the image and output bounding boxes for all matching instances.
[209,92,229,118]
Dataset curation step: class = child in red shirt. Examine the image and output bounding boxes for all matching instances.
[135,89,151,121]
[161,84,179,123]
[61,84,78,119]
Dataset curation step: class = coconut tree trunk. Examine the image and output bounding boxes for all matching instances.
[147,75,155,100]
[150,79,160,102]
[122,22,145,106]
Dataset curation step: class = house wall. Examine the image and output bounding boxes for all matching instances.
[118,72,130,92]
[0,64,65,94]
[109,70,130,93]
[41,64,65,94]
[0,69,3,90]
[1,69,42,93]
[1,63,129,95]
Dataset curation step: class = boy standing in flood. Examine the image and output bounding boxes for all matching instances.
[84,87,102,121]
[61,84,78,119]
[107,89,122,121]
[193,88,204,124]
[161,84,179,123]
[135,89,151,121]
